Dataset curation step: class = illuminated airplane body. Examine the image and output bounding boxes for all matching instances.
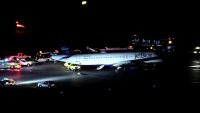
[52,52,162,70]
[51,54,70,61]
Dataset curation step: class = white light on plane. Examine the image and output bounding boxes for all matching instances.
[189,65,200,68]
[195,47,200,50]
[194,51,197,54]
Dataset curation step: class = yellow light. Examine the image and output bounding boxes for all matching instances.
[128,46,133,49]
[15,65,21,68]
[168,40,173,44]
[82,1,87,5]
[17,24,25,28]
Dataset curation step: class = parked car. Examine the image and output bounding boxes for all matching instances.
[1,78,16,86]
[37,81,55,88]
[19,59,32,67]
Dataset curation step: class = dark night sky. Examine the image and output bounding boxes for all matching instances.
[0,1,200,54]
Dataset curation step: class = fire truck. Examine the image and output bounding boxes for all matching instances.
[0,59,21,69]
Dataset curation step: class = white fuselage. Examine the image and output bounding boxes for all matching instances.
[65,52,157,66]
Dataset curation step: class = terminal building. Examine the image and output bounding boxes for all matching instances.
[131,36,175,53]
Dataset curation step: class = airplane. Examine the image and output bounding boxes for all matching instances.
[51,52,162,71]
[51,54,70,62]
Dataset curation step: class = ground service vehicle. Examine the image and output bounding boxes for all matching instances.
[37,81,55,88]
[35,52,53,62]
[0,60,21,69]
[64,62,80,71]
[19,59,32,66]
[9,52,31,61]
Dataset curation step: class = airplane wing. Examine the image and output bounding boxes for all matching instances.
[51,55,70,62]
[112,57,162,73]
[133,57,162,64]
[96,65,105,70]
[97,61,132,70]
[112,61,131,67]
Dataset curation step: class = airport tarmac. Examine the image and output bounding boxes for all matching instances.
[0,60,173,97]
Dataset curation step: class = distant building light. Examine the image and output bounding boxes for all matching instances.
[168,40,173,44]
[16,24,25,28]
[128,46,133,49]
[150,46,153,50]
[16,20,25,28]
[82,1,87,5]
